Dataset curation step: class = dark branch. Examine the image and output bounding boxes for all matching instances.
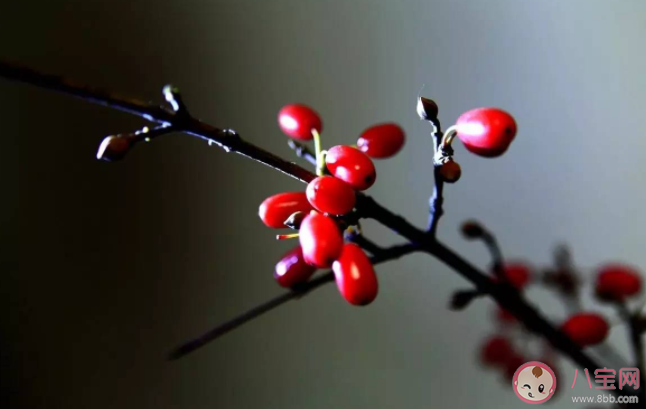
[348,234,384,255]
[0,60,315,184]
[426,116,445,236]
[287,140,317,166]
[1,60,633,397]
[168,243,416,360]
[617,303,645,400]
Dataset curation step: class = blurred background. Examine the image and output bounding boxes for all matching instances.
[4,0,646,407]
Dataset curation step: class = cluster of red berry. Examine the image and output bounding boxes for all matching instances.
[261,102,520,306]
[479,261,643,381]
[259,104,405,305]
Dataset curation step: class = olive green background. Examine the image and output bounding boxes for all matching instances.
[4,0,646,408]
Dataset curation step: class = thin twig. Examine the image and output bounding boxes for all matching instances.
[168,243,416,360]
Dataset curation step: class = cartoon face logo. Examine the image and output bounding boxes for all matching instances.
[513,361,557,404]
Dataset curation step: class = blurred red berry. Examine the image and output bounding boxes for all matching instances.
[357,123,405,159]
[325,145,377,191]
[306,176,356,215]
[332,243,378,306]
[274,246,317,288]
[595,264,642,302]
[497,262,532,290]
[504,354,527,381]
[494,307,517,324]
[259,192,314,228]
[455,108,517,157]
[480,336,514,367]
[561,313,609,347]
[278,104,322,140]
[299,213,343,268]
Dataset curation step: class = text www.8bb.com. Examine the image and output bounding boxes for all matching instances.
[572,395,638,404]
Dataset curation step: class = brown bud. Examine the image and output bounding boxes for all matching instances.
[439,160,461,183]
[96,135,131,162]
[416,97,439,121]
[460,220,484,239]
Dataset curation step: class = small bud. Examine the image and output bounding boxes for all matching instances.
[449,289,481,310]
[96,135,131,162]
[461,220,484,239]
[284,211,307,230]
[439,160,461,183]
[416,97,439,121]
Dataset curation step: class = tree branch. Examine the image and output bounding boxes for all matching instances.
[168,243,416,360]
[1,60,635,397]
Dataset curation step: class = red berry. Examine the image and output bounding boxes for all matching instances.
[332,243,378,306]
[357,123,405,158]
[274,246,317,288]
[299,213,343,268]
[325,145,377,191]
[259,192,314,228]
[561,313,609,346]
[278,104,322,140]
[500,262,532,290]
[480,336,514,367]
[595,264,642,302]
[306,176,356,215]
[455,108,517,157]
[494,307,517,324]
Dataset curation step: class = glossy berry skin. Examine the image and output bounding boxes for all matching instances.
[274,246,317,288]
[480,336,514,367]
[332,243,378,306]
[357,123,405,159]
[278,104,322,140]
[561,313,609,347]
[455,108,517,157]
[500,262,532,290]
[259,192,314,228]
[595,264,642,302]
[299,213,343,268]
[325,145,377,191]
[306,176,356,215]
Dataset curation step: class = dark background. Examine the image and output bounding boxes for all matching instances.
[4,0,646,408]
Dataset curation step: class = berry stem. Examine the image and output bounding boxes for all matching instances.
[276,233,300,240]
[312,129,324,176]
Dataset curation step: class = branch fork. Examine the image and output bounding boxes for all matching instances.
[1,60,639,399]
